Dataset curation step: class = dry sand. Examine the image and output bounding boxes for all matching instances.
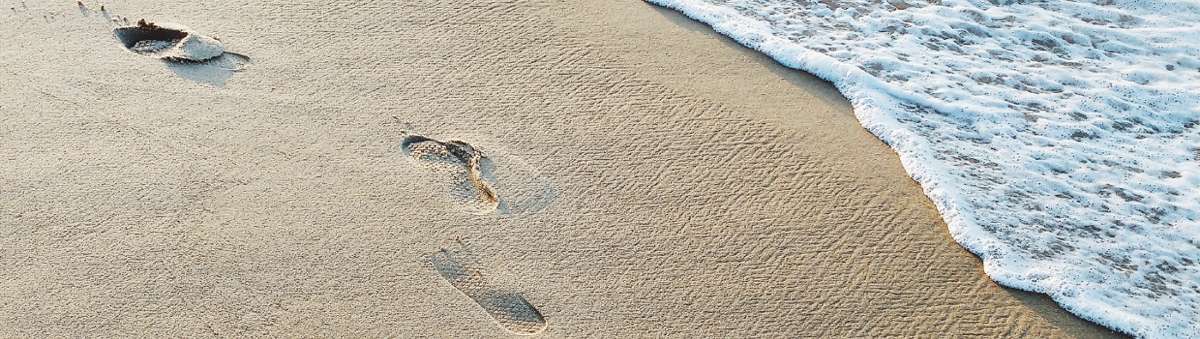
[0,0,1124,337]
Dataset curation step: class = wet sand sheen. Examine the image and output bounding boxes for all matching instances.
[0,0,1125,337]
[594,2,1126,337]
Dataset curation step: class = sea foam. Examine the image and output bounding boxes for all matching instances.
[645,0,1199,337]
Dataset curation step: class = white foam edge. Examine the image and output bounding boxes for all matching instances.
[643,0,1139,335]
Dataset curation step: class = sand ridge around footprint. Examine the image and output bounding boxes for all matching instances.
[57,2,251,85]
[400,133,557,216]
[112,19,251,71]
[428,240,547,335]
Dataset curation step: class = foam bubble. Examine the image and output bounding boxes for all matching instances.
[646,0,1200,337]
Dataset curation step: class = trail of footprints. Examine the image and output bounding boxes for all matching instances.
[12,2,546,334]
[401,133,553,334]
[428,241,547,335]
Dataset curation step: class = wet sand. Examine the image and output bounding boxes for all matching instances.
[0,0,1123,337]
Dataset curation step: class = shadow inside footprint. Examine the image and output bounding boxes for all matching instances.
[400,133,558,216]
[401,135,501,214]
[428,242,547,335]
[113,19,250,85]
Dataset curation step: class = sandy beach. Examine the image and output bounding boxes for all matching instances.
[0,0,1126,337]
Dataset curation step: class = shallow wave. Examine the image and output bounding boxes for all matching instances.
[644,0,1200,337]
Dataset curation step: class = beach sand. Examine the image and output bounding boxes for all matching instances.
[0,0,1123,337]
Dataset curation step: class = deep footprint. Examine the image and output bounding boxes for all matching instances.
[113,19,250,70]
[428,241,547,335]
[401,135,501,214]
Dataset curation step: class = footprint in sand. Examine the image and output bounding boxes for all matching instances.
[402,135,501,214]
[400,133,557,216]
[428,241,547,335]
[113,19,250,70]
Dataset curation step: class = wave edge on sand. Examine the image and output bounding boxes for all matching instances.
[643,0,1200,337]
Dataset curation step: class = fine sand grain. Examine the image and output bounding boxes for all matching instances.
[0,0,1124,337]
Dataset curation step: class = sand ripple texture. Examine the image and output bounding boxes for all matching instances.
[646,0,1200,337]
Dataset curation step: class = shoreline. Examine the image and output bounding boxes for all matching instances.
[0,0,1125,336]
[563,1,1125,337]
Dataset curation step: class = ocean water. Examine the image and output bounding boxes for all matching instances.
[644,0,1200,337]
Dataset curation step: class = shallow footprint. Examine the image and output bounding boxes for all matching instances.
[400,134,556,216]
[401,135,501,214]
[428,241,547,335]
